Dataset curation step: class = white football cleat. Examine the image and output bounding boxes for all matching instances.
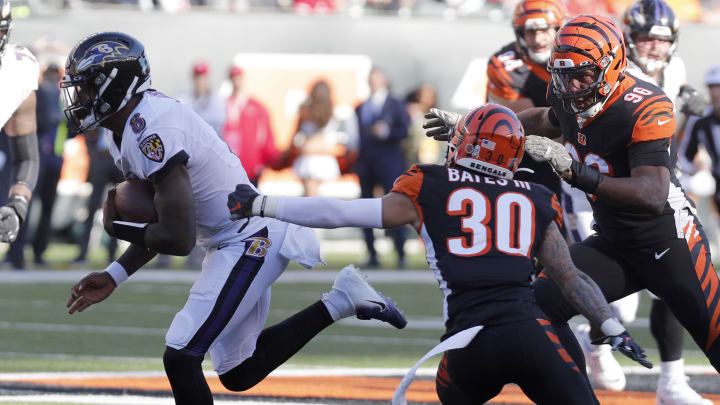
[576,323,627,391]
[657,375,713,405]
[327,265,407,329]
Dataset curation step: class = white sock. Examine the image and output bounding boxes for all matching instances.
[321,289,355,322]
[660,358,685,379]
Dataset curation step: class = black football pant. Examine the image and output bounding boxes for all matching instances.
[534,219,720,372]
[436,319,599,405]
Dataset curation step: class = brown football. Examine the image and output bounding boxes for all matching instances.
[113,179,158,223]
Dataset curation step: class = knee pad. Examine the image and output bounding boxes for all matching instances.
[163,346,201,373]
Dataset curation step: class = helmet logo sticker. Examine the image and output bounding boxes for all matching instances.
[77,41,129,71]
[139,134,164,163]
[481,139,496,151]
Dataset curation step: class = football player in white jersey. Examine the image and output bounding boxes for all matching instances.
[62,32,407,405]
[566,1,713,404]
[0,0,39,245]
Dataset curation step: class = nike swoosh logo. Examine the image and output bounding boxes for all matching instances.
[367,300,387,310]
[655,248,670,260]
[217,243,230,250]
[230,202,243,212]
[657,118,671,125]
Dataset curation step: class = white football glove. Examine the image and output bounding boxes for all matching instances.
[525,135,573,177]
[423,108,462,141]
[0,205,20,243]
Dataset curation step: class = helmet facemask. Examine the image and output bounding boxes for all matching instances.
[550,48,620,119]
[61,66,150,133]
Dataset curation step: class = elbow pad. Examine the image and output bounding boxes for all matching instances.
[8,132,39,192]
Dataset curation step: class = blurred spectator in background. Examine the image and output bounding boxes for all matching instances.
[404,83,439,165]
[176,61,225,136]
[355,67,409,268]
[292,0,335,14]
[680,65,720,212]
[72,128,123,266]
[222,64,279,185]
[287,80,358,196]
[5,63,65,268]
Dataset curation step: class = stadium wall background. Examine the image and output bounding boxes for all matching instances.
[12,10,720,111]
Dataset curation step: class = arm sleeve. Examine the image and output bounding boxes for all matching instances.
[274,197,383,229]
[628,138,671,170]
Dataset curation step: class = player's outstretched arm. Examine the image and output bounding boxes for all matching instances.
[227,185,418,229]
[536,222,614,327]
[536,222,652,368]
[516,107,562,140]
[0,92,39,243]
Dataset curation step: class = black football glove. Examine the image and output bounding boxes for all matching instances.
[679,85,708,116]
[592,331,653,369]
[228,184,260,220]
[423,108,461,141]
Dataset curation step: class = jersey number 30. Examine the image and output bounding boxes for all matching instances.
[446,188,534,257]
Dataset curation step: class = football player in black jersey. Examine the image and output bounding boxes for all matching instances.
[426,15,720,374]
[228,104,651,405]
[485,0,567,224]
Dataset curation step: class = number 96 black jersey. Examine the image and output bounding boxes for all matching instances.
[549,73,689,247]
[391,164,562,338]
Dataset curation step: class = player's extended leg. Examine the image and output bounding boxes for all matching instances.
[639,215,720,373]
[163,224,291,405]
[533,235,643,371]
[218,264,406,391]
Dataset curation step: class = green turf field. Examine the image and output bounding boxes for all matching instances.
[0,277,713,373]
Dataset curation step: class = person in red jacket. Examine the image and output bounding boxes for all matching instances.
[222,65,279,185]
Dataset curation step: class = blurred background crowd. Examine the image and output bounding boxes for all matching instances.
[1,0,720,271]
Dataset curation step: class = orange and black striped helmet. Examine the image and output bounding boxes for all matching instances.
[512,0,569,64]
[548,15,627,118]
[446,104,525,180]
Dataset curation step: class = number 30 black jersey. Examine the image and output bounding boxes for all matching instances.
[391,164,562,338]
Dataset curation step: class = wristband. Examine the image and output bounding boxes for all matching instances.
[104,261,129,286]
[251,195,278,218]
[113,221,149,247]
[600,317,625,337]
[568,160,603,194]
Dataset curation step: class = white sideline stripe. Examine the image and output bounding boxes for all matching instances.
[0,270,438,284]
[0,320,438,345]
[1,364,717,383]
[0,394,302,404]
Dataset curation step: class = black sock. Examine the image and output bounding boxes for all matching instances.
[650,299,684,362]
[163,347,213,405]
[219,300,334,391]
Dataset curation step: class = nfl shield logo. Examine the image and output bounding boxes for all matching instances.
[577,133,587,146]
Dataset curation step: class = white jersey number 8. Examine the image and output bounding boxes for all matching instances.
[446,188,535,258]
